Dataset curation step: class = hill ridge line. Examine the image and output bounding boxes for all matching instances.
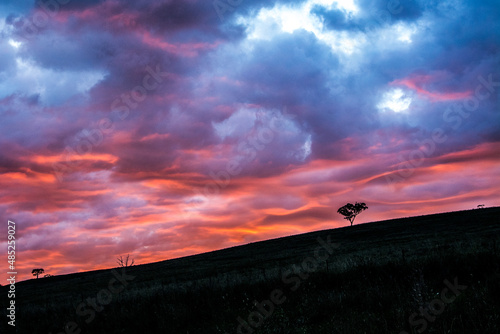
[12,206,500,284]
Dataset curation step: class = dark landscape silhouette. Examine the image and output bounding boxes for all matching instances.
[2,207,499,334]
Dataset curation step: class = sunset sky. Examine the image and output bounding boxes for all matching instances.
[1,0,499,281]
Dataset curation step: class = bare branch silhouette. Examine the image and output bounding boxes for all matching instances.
[117,254,135,267]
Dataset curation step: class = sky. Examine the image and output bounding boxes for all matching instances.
[0,0,499,281]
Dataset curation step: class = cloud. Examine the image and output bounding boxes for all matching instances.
[0,0,498,281]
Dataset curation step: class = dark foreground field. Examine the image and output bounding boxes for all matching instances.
[2,207,500,334]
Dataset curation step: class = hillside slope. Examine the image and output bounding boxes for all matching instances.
[2,207,500,334]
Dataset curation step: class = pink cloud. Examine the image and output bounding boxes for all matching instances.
[391,73,473,101]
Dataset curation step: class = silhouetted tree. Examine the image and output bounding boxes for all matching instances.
[117,254,135,267]
[337,202,368,226]
[32,268,44,279]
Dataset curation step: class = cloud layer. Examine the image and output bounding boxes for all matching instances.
[1,0,499,281]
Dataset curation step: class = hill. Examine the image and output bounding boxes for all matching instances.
[2,207,500,333]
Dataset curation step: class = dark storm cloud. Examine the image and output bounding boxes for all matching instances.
[49,0,106,11]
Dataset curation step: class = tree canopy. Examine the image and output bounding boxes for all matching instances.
[337,202,368,226]
[32,268,45,279]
